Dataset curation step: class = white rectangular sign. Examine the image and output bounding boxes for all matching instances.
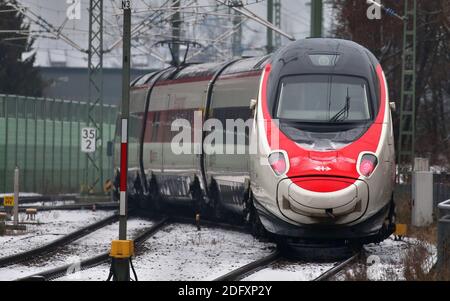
[81,127,96,153]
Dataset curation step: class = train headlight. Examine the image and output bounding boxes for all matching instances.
[268,151,288,176]
[359,153,378,177]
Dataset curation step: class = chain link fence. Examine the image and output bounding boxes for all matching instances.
[0,94,118,194]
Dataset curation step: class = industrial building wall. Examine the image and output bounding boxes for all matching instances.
[0,94,117,194]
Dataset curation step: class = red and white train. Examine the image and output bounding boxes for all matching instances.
[114,38,396,248]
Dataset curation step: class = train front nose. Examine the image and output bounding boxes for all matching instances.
[277,177,369,224]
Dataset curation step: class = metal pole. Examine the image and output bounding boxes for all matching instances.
[109,106,113,184]
[114,4,131,281]
[2,96,8,192]
[267,0,273,53]
[13,166,19,226]
[310,0,323,38]
[60,101,64,192]
[24,98,28,192]
[232,8,242,57]
[87,0,104,194]
[33,98,37,192]
[52,99,56,192]
[171,0,181,65]
[397,0,417,182]
[42,100,46,193]
[77,101,81,191]
[14,96,18,169]
[273,0,281,49]
[69,100,73,191]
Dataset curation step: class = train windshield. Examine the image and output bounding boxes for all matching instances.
[275,75,371,123]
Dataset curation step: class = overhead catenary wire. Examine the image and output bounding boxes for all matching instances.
[5,0,87,52]
[215,0,295,41]
[2,0,313,68]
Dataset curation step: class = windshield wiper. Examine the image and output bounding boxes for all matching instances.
[329,87,351,122]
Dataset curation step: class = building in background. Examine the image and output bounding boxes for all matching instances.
[38,67,148,105]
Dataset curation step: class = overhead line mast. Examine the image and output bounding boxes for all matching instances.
[397,0,417,181]
[85,0,104,194]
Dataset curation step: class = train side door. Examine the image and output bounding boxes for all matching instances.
[142,86,165,186]
[160,81,206,199]
[205,74,259,211]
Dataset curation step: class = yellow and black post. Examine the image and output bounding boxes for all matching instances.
[110,240,134,280]
[110,0,132,281]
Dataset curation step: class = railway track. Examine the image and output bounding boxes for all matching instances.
[312,251,362,281]
[16,217,169,281]
[212,249,362,281]
[0,214,119,268]
[213,251,282,281]
[0,194,114,207]
[12,202,119,212]
[7,209,361,281]
[6,195,78,205]
[15,214,255,281]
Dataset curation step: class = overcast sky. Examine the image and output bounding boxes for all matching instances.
[16,0,333,68]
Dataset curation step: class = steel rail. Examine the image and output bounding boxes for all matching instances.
[213,251,281,281]
[0,214,119,267]
[11,202,119,212]
[312,251,361,281]
[16,217,170,281]
[1,195,78,205]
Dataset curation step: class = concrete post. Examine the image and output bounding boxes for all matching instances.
[414,157,429,172]
[13,166,19,226]
[411,171,433,226]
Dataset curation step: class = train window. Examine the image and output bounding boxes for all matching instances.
[275,75,371,123]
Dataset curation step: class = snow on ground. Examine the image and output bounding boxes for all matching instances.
[2,215,434,281]
[244,236,438,281]
[0,218,153,281]
[361,236,436,281]
[0,210,113,258]
[242,261,337,281]
[56,231,437,281]
[56,223,276,281]
[335,235,437,281]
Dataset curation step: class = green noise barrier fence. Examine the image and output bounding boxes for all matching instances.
[0,94,118,194]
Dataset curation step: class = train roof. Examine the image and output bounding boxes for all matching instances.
[131,55,270,87]
[131,38,380,88]
[271,38,380,77]
[267,38,382,116]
